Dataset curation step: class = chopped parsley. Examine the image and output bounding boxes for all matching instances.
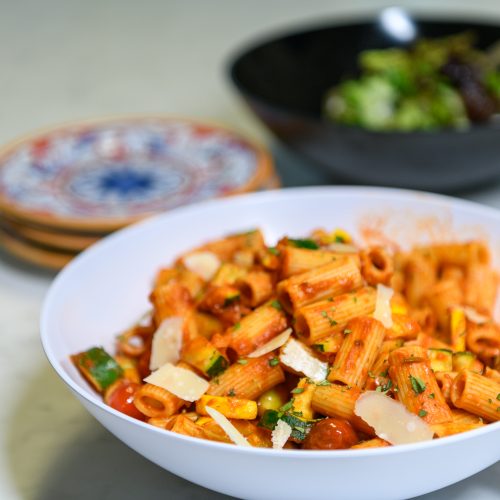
[270,300,282,311]
[233,322,241,330]
[428,393,435,399]
[379,369,389,377]
[409,375,426,395]
[268,247,280,256]
[227,389,235,397]
[291,387,305,394]
[279,400,294,413]
[236,359,248,365]
[368,371,376,379]
[343,329,352,336]
[288,238,319,250]
[418,409,428,418]
[488,398,493,404]
[268,357,280,367]
[321,310,337,327]
[315,379,332,386]
[497,393,500,401]
[312,344,325,352]
[353,297,358,303]
[376,380,392,394]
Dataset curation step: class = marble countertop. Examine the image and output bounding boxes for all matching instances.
[0,1,499,499]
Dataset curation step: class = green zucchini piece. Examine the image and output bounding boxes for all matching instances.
[288,238,319,250]
[427,348,453,372]
[72,347,123,392]
[206,353,229,378]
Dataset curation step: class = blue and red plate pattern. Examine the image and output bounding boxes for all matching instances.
[0,118,263,223]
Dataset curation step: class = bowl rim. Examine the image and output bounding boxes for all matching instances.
[227,10,500,136]
[0,113,273,232]
[40,185,500,458]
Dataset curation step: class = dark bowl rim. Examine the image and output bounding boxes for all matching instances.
[226,10,500,136]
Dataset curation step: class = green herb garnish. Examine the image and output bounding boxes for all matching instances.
[288,238,319,250]
[291,387,305,394]
[269,357,280,367]
[376,379,393,394]
[418,409,428,418]
[270,300,282,311]
[409,375,426,394]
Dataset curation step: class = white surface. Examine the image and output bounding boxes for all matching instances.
[41,187,500,500]
[1,1,500,499]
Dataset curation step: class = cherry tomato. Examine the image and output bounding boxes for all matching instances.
[303,418,359,450]
[105,380,145,420]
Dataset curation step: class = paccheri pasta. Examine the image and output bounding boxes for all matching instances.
[72,229,500,450]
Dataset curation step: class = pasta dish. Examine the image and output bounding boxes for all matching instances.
[72,228,500,450]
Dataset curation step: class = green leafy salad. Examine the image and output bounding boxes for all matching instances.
[324,32,500,131]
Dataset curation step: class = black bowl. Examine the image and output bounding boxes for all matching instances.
[228,11,500,191]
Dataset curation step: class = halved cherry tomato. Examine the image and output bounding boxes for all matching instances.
[105,380,145,420]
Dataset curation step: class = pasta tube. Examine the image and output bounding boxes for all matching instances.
[295,287,377,343]
[207,354,285,400]
[311,384,374,435]
[389,346,452,424]
[328,317,385,388]
[450,370,500,422]
[277,257,363,312]
[227,303,288,357]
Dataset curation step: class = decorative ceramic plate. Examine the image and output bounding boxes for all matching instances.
[0,227,74,270]
[0,217,101,252]
[0,116,273,232]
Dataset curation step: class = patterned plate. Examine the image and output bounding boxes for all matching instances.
[0,227,74,270]
[0,217,101,252]
[0,116,273,231]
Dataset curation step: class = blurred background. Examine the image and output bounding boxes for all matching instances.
[2,0,500,193]
[1,1,500,499]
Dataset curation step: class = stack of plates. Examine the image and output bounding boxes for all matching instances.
[0,116,279,270]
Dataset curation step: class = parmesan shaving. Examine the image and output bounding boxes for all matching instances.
[272,419,292,449]
[354,391,434,445]
[183,251,221,281]
[373,284,394,328]
[279,338,328,382]
[247,328,292,358]
[462,306,490,325]
[205,406,251,447]
[149,317,184,370]
[326,243,358,253]
[145,363,208,402]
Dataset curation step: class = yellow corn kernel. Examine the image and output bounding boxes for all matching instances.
[196,394,258,420]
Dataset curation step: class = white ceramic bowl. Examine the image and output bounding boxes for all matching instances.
[41,187,500,500]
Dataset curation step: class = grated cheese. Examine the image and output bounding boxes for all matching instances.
[354,391,433,445]
[279,338,328,382]
[373,284,394,328]
[271,419,292,449]
[145,363,208,402]
[247,328,292,358]
[149,317,184,370]
[183,251,221,281]
[205,406,251,447]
